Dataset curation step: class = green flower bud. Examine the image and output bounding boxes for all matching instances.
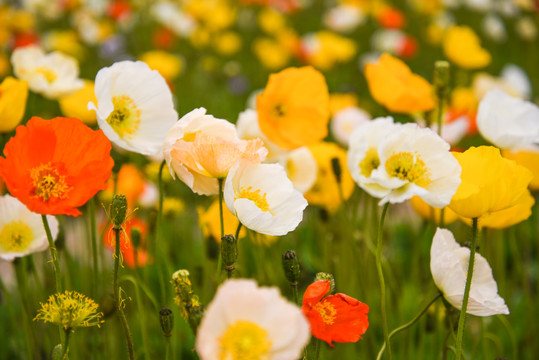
[434,60,450,99]
[282,250,301,285]
[221,235,237,270]
[99,292,116,319]
[314,272,335,294]
[187,304,205,336]
[51,344,63,360]
[110,194,127,229]
[130,227,142,249]
[159,308,174,337]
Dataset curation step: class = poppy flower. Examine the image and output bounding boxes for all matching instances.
[256,66,330,150]
[443,25,491,69]
[0,117,114,216]
[0,76,28,133]
[302,280,369,347]
[103,216,150,268]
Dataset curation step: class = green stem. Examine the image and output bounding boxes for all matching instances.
[89,197,99,298]
[216,178,225,281]
[435,94,445,227]
[455,217,479,360]
[14,259,38,360]
[62,329,71,360]
[314,338,321,360]
[292,283,299,306]
[375,203,391,359]
[42,215,62,293]
[376,293,442,360]
[156,160,166,249]
[113,228,135,360]
[235,222,243,241]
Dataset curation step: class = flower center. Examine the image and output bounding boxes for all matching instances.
[313,301,337,325]
[270,104,286,120]
[30,162,72,201]
[106,95,141,139]
[385,152,431,187]
[0,221,33,252]
[237,186,272,213]
[219,320,272,360]
[359,147,380,177]
[35,67,57,83]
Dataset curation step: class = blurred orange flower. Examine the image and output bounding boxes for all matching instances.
[302,280,369,347]
[257,66,330,149]
[102,163,146,211]
[0,117,113,216]
[365,53,435,113]
[103,216,150,268]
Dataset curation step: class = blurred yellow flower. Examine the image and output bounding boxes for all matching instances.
[44,30,85,60]
[410,196,458,224]
[257,66,330,149]
[449,146,533,220]
[503,148,539,190]
[162,197,185,217]
[329,93,359,116]
[213,31,242,56]
[258,8,287,34]
[139,50,183,81]
[443,26,491,69]
[305,142,354,212]
[59,80,97,125]
[302,31,357,70]
[198,200,246,242]
[0,77,28,133]
[365,53,435,113]
[253,37,291,70]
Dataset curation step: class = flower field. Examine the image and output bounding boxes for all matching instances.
[0,0,538,359]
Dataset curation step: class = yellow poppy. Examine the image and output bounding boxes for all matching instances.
[59,80,97,125]
[443,26,491,69]
[503,148,539,190]
[0,77,28,133]
[139,50,184,80]
[410,196,458,224]
[365,53,435,114]
[257,66,330,150]
[449,146,533,220]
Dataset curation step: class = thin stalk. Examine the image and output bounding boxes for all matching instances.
[14,260,38,359]
[455,217,479,360]
[42,215,62,293]
[314,338,321,360]
[113,228,135,360]
[375,203,391,359]
[235,222,243,241]
[216,178,225,281]
[62,329,71,360]
[377,293,442,360]
[89,197,99,298]
[436,94,445,227]
[156,160,166,250]
[292,284,299,306]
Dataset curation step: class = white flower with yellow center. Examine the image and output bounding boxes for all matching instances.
[89,61,178,155]
[430,228,509,316]
[367,123,461,207]
[224,162,308,236]
[0,195,59,261]
[196,279,310,360]
[11,45,84,99]
[331,106,371,146]
[347,117,401,199]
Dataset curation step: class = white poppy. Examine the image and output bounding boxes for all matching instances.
[196,279,310,360]
[0,195,59,261]
[430,228,509,316]
[368,123,461,207]
[89,60,178,156]
[476,88,539,150]
[11,45,84,99]
[224,162,307,236]
[331,106,371,146]
[323,5,365,33]
[280,147,317,194]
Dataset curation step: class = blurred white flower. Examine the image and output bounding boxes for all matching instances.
[0,195,59,261]
[224,162,307,236]
[323,5,365,33]
[477,89,539,149]
[482,14,506,42]
[430,228,510,316]
[279,147,317,194]
[331,106,371,146]
[516,17,537,41]
[11,45,84,99]
[473,64,531,100]
[196,279,310,360]
[151,2,195,37]
[89,60,178,156]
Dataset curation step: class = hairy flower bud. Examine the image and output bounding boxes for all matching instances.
[221,234,237,270]
[314,272,335,294]
[159,308,174,337]
[282,250,301,285]
[110,194,127,229]
[434,60,450,99]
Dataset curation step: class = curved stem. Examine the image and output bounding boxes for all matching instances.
[375,203,391,359]
[62,329,71,360]
[377,293,442,360]
[156,160,166,248]
[455,217,478,360]
[216,178,225,281]
[42,215,62,293]
[235,222,243,241]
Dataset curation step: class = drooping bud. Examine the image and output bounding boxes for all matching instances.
[100,292,116,318]
[282,250,301,285]
[110,194,127,229]
[433,60,450,100]
[330,157,342,185]
[221,234,237,271]
[159,308,174,337]
[314,272,335,294]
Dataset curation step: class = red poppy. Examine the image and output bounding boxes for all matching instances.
[103,216,150,268]
[301,280,369,347]
[0,117,113,216]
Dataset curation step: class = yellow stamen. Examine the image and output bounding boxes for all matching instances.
[313,301,337,325]
[35,67,57,83]
[270,104,286,120]
[359,147,380,177]
[219,320,271,360]
[385,151,431,187]
[106,95,141,139]
[30,162,72,201]
[237,186,271,213]
[0,221,33,252]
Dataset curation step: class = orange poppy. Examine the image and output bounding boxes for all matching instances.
[256,66,330,150]
[302,280,369,347]
[365,53,435,114]
[103,216,150,268]
[0,117,113,216]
